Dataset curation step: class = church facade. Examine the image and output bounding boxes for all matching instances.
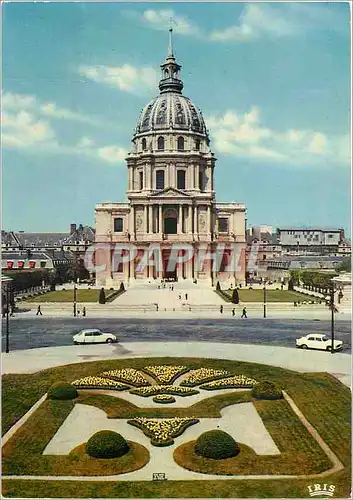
[95,32,246,287]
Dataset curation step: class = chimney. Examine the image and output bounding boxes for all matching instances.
[70,223,77,234]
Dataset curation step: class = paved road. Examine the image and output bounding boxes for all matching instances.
[1,317,351,353]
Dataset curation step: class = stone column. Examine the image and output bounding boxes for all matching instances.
[178,205,182,233]
[129,252,135,280]
[128,167,132,191]
[207,205,211,233]
[144,205,148,233]
[159,205,163,234]
[194,205,198,235]
[146,164,151,190]
[195,164,200,190]
[187,205,192,233]
[131,205,135,236]
[189,164,194,190]
[148,205,153,233]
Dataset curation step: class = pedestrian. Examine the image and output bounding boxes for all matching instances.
[241,307,247,318]
[82,306,86,317]
[179,294,181,300]
[36,305,42,316]
[220,305,223,314]
[77,309,80,317]
[171,285,174,291]
[156,303,159,312]
[185,293,188,300]
[294,301,297,307]
[232,308,235,317]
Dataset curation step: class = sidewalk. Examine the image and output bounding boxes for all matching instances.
[2,342,351,387]
[10,306,351,320]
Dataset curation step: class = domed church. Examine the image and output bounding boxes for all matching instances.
[95,30,246,286]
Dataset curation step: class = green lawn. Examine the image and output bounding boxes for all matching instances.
[223,289,318,303]
[2,357,351,498]
[22,289,113,303]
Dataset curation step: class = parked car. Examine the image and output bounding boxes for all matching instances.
[73,329,117,345]
[296,333,343,351]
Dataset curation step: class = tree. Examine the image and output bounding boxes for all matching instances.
[99,288,106,304]
[336,257,351,273]
[231,288,239,304]
[287,277,294,291]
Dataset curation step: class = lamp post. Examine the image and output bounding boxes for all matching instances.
[263,282,267,318]
[5,285,10,353]
[3,279,13,353]
[329,283,335,354]
[73,269,77,317]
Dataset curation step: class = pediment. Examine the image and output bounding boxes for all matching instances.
[151,187,190,198]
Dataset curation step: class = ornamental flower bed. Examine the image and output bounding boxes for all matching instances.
[127,417,199,446]
[130,385,199,397]
[71,376,130,391]
[100,368,150,387]
[152,394,176,404]
[142,365,189,384]
[180,368,230,387]
[200,375,258,390]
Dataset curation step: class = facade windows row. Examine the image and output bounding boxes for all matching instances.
[140,136,201,152]
[135,168,203,191]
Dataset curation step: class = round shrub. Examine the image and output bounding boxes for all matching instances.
[152,394,176,404]
[47,382,78,400]
[252,380,282,400]
[195,430,239,460]
[86,430,130,459]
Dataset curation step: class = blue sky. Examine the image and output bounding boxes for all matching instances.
[2,2,351,234]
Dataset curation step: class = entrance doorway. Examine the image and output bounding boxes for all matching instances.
[163,208,177,234]
[162,249,177,281]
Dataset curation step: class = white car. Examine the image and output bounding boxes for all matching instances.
[73,329,117,345]
[296,333,343,351]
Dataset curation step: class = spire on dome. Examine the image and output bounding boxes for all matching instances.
[159,28,183,94]
[168,27,174,58]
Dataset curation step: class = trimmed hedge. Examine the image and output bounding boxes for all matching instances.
[86,430,130,459]
[195,430,240,459]
[252,380,283,400]
[152,395,176,404]
[47,382,78,400]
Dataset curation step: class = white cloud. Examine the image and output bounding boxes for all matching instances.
[2,110,57,148]
[78,64,158,94]
[206,107,350,167]
[210,4,296,42]
[128,4,346,44]
[77,136,95,148]
[2,91,108,128]
[2,93,127,164]
[96,146,128,163]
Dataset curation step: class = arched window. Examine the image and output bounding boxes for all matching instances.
[177,136,185,151]
[195,139,200,151]
[164,69,169,78]
[142,138,147,151]
[177,170,186,190]
[157,136,165,150]
[139,171,143,190]
[156,170,165,190]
